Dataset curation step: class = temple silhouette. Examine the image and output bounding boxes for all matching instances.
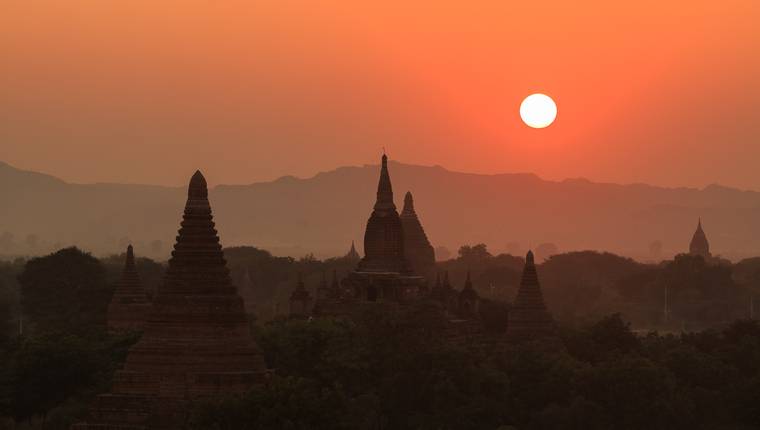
[505,250,555,341]
[339,154,428,303]
[689,218,711,260]
[75,171,268,429]
[107,244,150,333]
[82,156,558,428]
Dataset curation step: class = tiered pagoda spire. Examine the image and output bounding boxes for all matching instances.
[75,170,267,429]
[400,191,436,274]
[345,241,360,260]
[506,250,554,341]
[689,218,711,260]
[458,270,480,318]
[357,154,410,273]
[107,244,150,332]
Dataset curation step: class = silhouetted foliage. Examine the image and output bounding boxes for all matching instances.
[18,247,110,335]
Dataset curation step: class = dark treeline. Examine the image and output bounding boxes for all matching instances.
[1,245,760,428]
[188,312,760,430]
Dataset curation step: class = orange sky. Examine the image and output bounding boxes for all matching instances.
[1,1,759,188]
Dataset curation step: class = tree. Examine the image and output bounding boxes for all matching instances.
[9,334,97,423]
[18,247,110,335]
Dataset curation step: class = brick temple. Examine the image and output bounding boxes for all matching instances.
[341,154,427,303]
[74,171,267,429]
[107,244,150,333]
[505,250,555,341]
[400,191,436,275]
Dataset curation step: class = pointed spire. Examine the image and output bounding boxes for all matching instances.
[107,245,149,332]
[374,154,396,211]
[188,170,208,199]
[346,240,360,260]
[506,249,554,341]
[402,191,415,215]
[689,218,711,259]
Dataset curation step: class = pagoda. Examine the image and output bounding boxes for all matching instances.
[400,191,436,275]
[505,250,554,341]
[342,154,426,303]
[107,245,150,332]
[457,270,480,318]
[345,241,361,261]
[74,171,267,429]
[689,218,711,260]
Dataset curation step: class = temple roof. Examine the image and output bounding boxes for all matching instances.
[357,154,409,273]
[459,270,479,301]
[400,190,435,272]
[374,154,396,211]
[346,241,360,260]
[689,218,710,258]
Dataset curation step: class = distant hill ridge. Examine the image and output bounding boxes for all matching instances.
[1,160,759,261]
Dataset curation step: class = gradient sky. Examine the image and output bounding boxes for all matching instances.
[2,1,759,188]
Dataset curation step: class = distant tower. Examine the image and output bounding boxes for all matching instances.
[345,241,360,261]
[356,154,410,273]
[289,272,313,317]
[689,218,711,260]
[506,250,554,341]
[457,270,480,318]
[107,245,150,332]
[400,191,436,274]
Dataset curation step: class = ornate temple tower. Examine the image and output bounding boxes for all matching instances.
[290,272,313,317]
[506,250,554,342]
[75,171,267,429]
[689,218,711,260]
[400,191,436,275]
[107,245,150,332]
[457,270,480,318]
[357,154,410,273]
[342,154,426,303]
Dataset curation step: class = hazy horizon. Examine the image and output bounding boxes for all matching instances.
[4,158,760,194]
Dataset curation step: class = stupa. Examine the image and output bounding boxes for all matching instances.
[457,270,480,318]
[400,191,436,275]
[505,250,554,341]
[689,218,711,260]
[74,171,267,429]
[107,245,150,332]
[345,241,361,261]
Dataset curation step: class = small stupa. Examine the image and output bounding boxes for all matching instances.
[107,245,150,332]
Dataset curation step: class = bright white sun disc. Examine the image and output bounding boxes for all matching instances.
[520,94,557,128]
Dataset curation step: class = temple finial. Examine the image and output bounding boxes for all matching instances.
[526,250,535,265]
[188,170,208,200]
[374,153,395,210]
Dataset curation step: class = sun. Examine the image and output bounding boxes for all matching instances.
[520,94,557,129]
